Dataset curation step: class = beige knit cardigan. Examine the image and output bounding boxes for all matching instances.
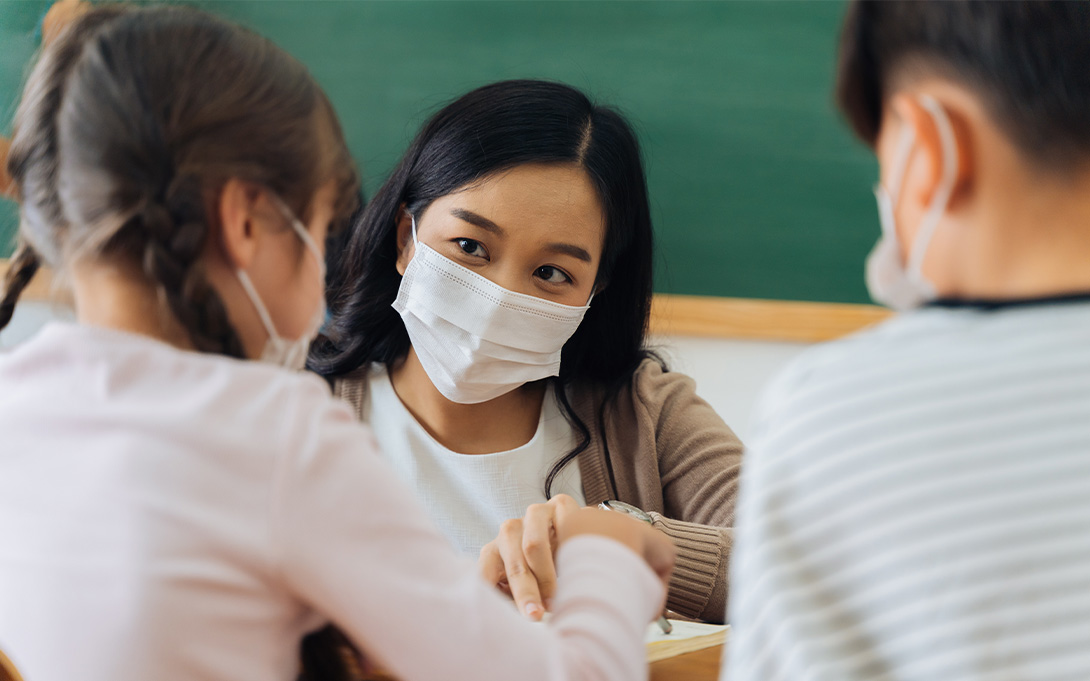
[334,359,743,623]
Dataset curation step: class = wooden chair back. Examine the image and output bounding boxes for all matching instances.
[0,648,23,681]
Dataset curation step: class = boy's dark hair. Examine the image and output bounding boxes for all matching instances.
[836,0,1090,170]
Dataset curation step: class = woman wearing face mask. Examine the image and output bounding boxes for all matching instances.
[0,10,675,681]
[311,79,744,624]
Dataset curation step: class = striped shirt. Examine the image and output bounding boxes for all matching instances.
[724,300,1090,681]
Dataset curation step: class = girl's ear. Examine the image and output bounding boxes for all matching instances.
[394,205,415,276]
[214,179,262,270]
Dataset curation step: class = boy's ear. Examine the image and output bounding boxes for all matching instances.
[889,93,974,213]
[394,205,415,276]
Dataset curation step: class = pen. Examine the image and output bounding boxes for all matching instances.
[656,615,673,635]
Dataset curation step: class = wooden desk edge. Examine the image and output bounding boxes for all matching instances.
[649,643,723,681]
[1,259,891,343]
[650,293,891,343]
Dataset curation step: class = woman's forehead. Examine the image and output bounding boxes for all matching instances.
[440,163,606,249]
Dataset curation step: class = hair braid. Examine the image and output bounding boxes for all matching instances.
[6,5,128,267]
[137,176,246,358]
[11,6,360,679]
[0,241,42,331]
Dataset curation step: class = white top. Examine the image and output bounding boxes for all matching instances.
[364,363,585,555]
[0,323,663,681]
[725,301,1090,681]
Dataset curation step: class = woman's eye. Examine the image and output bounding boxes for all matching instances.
[455,238,488,259]
[535,266,572,284]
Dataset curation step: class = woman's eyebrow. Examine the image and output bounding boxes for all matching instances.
[544,243,592,263]
[452,207,592,262]
[451,208,505,235]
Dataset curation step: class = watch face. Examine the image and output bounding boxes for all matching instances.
[602,500,652,524]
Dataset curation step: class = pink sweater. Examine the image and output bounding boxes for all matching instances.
[0,323,663,681]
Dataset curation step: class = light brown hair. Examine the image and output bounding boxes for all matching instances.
[1,4,358,355]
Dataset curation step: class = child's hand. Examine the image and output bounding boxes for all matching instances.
[479,501,676,622]
[558,507,676,592]
[478,494,581,621]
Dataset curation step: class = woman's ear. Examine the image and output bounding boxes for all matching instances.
[394,205,415,276]
[213,179,262,270]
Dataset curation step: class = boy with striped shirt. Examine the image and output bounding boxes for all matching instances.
[726,2,1090,679]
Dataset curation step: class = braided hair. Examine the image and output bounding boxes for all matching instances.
[2,5,358,358]
[1,4,127,329]
[4,5,362,679]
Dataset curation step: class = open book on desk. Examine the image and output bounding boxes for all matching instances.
[645,620,729,663]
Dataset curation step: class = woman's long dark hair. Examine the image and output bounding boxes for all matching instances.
[310,79,661,497]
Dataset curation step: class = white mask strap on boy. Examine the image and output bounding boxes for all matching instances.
[236,197,327,371]
[393,215,592,404]
[865,94,959,311]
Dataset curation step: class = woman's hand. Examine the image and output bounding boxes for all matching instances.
[479,496,675,621]
[478,494,581,621]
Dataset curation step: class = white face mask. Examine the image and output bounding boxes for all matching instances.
[235,198,327,371]
[392,216,592,404]
[865,94,959,311]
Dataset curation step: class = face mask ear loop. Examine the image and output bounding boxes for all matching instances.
[905,95,959,281]
[270,193,327,278]
[404,214,425,271]
[583,283,598,307]
[885,123,917,205]
[290,219,327,279]
[236,269,281,343]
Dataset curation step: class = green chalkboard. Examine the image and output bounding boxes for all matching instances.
[0,0,49,258]
[0,0,879,304]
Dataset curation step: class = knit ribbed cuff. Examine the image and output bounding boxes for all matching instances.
[649,512,723,620]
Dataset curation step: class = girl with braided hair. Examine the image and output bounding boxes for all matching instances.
[0,6,675,681]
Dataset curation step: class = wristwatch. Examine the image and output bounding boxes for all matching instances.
[597,500,673,635]
[598,500,654,525]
